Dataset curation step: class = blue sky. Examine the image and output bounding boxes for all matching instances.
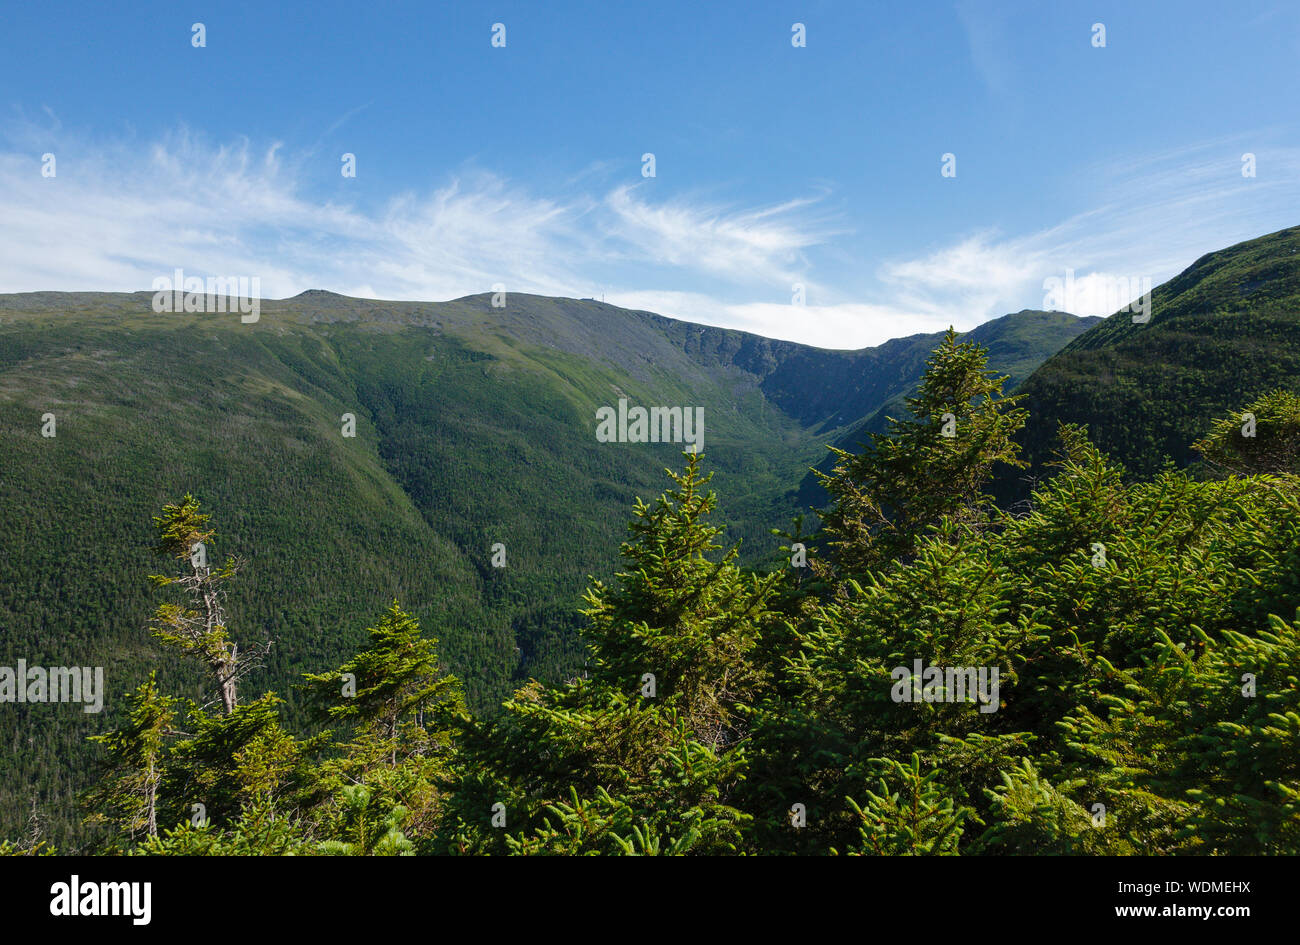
[2,0,1298,347]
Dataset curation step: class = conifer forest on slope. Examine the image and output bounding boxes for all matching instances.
[6,329,1299,856]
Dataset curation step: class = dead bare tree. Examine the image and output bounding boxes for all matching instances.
[149,494,269,714]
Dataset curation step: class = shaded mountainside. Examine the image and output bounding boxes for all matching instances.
[794,310,1101,505]
[1016,225,1300,483]
[0,290,1087,847]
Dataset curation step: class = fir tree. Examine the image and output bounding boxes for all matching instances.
[442,454,779,855]
[82,673,177,848]
[815,329,1027,581]
[1193,389,1300,476]
[303,602,465,850]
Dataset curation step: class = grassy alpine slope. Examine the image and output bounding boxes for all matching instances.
[1016,224,1300,482]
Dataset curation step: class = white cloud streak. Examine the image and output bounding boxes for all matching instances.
[1,126,1295,349]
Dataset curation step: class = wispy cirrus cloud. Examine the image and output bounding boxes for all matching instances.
[1,124,1296,349]
[603,184,838,286]
[863,136,1300,330]
[0,125,835,307]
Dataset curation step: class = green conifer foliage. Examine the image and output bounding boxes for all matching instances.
[815,329,1027,581]
[82,673,178,849]
[302,603,465,851]
[65,335,1300,857]
[756,404,1300,854]
[147,494,265,714]
[1194,389,1300,476]
[441,454,780,854]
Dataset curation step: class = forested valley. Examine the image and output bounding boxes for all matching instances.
[8,330,1298,856]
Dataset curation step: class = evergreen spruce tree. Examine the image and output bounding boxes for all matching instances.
[82,496,318,854]
[442,454,781,854]
[1193,389,1300,476]
[752,400,1300,855]
[815,329,1027,581]
[82,673,177,849]
[579,454,774,745]
[158,693,318,835]
[303,602,465,852]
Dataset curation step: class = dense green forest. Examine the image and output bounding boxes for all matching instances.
[0,291,1086,848]
[6,330,1297,855]
[1016,224,1300,484]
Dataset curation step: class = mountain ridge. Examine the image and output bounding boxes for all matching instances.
[1016,224,1300,480]
[0,287,1094,847]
